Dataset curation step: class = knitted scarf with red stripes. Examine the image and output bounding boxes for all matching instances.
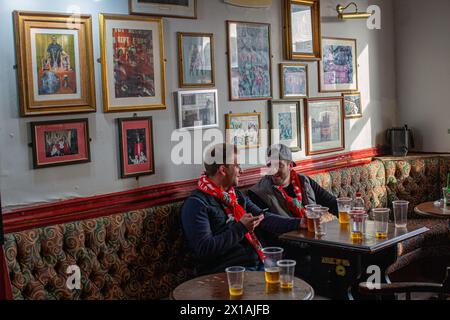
[275,170,307,218]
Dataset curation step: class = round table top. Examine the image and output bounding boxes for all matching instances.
[414,201,450,219]
[171,271,314,300]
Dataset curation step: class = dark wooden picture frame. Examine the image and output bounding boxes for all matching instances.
[343,92,362,119]
[118,116,155,179]
[269,100,302,152]
[304,97,345,156]
[30,118,91,169]
[280,63,309,99]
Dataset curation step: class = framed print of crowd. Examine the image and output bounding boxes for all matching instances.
[178,32,215,87]
[343,92,362,118]
[280,63,308,99]
[14,11,96,116]
[30,118,91,169]
[227,21,272,101]
[177,89,219,130]
[99,14,166,112]
[269,100,302,152]
[118,117,155,178]
[305,97,345,156]
[319,37,358,93]
[226,113,262,149]
[129,0,197,19]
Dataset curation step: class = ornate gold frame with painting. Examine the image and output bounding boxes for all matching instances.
[225,112,262,149]
[99,14,166,113]
[283,0,321,60]
[14,11,96,117]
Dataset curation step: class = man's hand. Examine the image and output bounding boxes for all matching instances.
[240,214,265,232]
[321,213,337,223]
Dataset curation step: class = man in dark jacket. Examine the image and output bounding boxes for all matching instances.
[181,143,302,275]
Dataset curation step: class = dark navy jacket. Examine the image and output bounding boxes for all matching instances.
[181,189,301,275]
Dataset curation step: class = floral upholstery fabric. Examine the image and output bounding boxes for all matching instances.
[4,203,195,300]
[440,156,450,189]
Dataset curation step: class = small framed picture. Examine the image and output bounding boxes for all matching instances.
[280,63,308,99]
[225,112,262,149]
[129,0,197,19]
[343,92,362,118]
[319,37,358,93]
[177,89,219,130]
[269,100,302,152]
[178,32,215,88]
[118,117,155,179]
[30,119,91,169]
[305,97,345,156]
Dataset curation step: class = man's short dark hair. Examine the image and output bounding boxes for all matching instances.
[204,143,238,177]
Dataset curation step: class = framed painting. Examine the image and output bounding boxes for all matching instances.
[227,21,272,101]
[319,37,358,93]
[99,14,166,113]
[305,97,345,156]
[269,100,302,152]
[225,113,262,149]
[14,11,96,117]
[118,117,155,179]
[129,0,197,19]
[30,118,91,169]
[343,92,362,118]
[280,63,308,99]
[178,32,215,88]
[283,0,321,60]
[177,89,219,130]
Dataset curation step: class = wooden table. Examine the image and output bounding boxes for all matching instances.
[280,220,429,300]
[171,271,314,300]
[414,201,450,219]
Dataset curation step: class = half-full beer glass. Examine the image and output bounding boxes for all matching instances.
[337,197,352,224]
[262,247,283,284]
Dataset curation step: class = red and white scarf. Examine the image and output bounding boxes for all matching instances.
[197,175,265,262]
[275,170,307,218]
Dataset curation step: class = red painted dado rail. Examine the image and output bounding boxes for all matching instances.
[2,147,385,234]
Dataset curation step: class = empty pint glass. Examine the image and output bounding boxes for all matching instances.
[277,260,296,290]
[349,211,368,241]
[373,208,390,238]
[262,247,283,284]
[225,266,245,297]
[392,200,409,228]
[312,207,329,236]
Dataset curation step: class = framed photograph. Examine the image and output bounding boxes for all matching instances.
[227,21,272,101]
[178,32,215,88]
[319,37,358,93]
[177,89,219,130]
[280,63,308,99]
[30,119,91,169]
[226,113,262,149]
[343,92,362,118]
[99,14,166,113]
[305,97,345,156]
[283,0,321,60]
[129,0,197,19]
[269,100,302,152]
[14,11,96,117]
[118,117,155,179]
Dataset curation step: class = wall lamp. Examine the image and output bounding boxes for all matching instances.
[337,2,373,19]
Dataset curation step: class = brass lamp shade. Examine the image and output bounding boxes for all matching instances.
[337,3,373,20]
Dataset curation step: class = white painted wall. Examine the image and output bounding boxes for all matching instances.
[0,0,397,209]
[394,0,450,152]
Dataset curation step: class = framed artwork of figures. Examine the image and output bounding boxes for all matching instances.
[129,0,197,19]
[118,117,155,178]
[227,21,272,101]
[14,11,96,116]
[284,0,321,60]
[226,112,262,149]
[99,14,166,113]
[343,92,362,118]
[269,100,302,152]
[305,97,345,156]
[319,37,358,93]
[280,63,308,99]
[178,32,215,88]
[30,118,91,169]
[177,89,219,130]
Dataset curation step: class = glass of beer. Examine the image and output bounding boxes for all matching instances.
[337,197,352,224]
[225,266,245,297]
[262,247,283,284]
[305,204,321,233]
[349,210,368,241]
[373,208,390,238]
[277,259,297,290]
[312,207,329,236]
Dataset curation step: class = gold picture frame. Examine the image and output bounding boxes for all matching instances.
[283,0,322,60]
[178,32,215,88]
[99,14,166,113]
[343,92,362,119]
[225,112,262,149]
[14,11,96,117]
